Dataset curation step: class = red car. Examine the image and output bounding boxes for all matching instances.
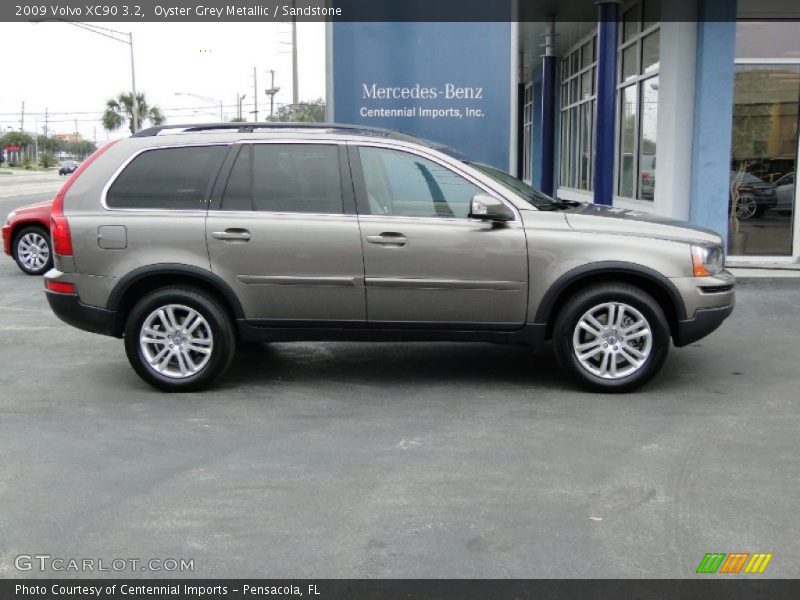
[2,200,54,275]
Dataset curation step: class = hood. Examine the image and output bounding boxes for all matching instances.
[562,203,722,245]
[14,200,53,214]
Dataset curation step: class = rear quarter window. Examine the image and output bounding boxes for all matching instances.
[106,145,227,210]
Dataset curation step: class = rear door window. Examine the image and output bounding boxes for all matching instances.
[220,144,344,214]
[106,145,226,210]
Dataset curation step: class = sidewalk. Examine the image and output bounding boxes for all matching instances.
[728,262,800,278]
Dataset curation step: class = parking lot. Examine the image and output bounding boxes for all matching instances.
[1,179,799,579]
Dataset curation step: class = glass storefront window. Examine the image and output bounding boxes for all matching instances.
[558,31,598,192]
[735,22,800,60]
[616,1,660,201]
[638,76,658,200]
[621,44,638,82]
[522,84,533,183]
[729,64,799,256]
[619,85,637,198]
[642,0,661,31]
[622,5,640,43]
[641,30,660,74]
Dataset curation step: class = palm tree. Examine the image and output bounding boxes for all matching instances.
[102,93,165,134]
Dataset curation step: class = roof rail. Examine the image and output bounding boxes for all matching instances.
[131,122,411,138]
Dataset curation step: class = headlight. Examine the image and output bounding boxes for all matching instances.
[691,244,725,277]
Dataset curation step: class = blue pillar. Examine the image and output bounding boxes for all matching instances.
[539,55,557,196]
[689,0,737,243]
[593,1,620,206]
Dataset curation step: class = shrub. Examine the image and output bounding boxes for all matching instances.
[39,152,57,168]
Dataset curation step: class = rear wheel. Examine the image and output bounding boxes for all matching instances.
[12,226,53,275]
[123,287,236,392]
[552,284,670,393]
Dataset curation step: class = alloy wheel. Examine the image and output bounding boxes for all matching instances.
[735,196,757,220]
[139,304,214,379]
[572,302,653,380]
[17,232,50,272]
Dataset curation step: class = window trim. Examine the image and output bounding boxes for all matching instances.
[101,143,230,213]
[212,140,354,216]
[347,141,518,222]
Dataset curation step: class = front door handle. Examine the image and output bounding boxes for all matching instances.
[366,232,407,246]
[212,228,251,242]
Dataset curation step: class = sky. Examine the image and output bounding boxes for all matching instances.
[0,21,326,142]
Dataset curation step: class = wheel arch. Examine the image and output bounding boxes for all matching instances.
[535,262,687,340]
[11,220,50,248]
[106,264,245,337]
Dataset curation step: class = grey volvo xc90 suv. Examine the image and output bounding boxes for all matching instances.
[44,123,734,392]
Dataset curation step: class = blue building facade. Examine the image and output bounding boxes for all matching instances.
[328,0,800,261]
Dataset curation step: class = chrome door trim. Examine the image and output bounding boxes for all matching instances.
[365,278,524,291]
[237,275,363,287]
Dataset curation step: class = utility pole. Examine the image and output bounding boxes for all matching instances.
[252,67,259,121]
[20,101,25,132]
[291,1,299,107]
[34,116,39,163]
[129,31,138,133]
[44,107,49,138]
[265,70,280,120]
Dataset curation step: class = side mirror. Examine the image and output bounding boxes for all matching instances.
[469,194,514,222]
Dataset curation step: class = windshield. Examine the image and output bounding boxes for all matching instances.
[467,162,556,209]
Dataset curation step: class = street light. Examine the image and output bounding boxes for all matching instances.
[237,94,247,121]
[33,20,139,132]
[175,92,224,122]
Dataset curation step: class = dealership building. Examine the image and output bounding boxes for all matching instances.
[327,0,800,262]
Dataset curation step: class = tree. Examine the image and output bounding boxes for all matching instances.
[37,134,62,154]
[229,117,247,123]
[102,93,165,134]
[0,131,33,149]
[274,99,326,123]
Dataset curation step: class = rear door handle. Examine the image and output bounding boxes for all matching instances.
[366,232,407,246]
[212,228,251,242]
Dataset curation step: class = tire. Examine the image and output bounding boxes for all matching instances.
[123,287,236,392]
[552,284,670,393]
[12,225,53,275]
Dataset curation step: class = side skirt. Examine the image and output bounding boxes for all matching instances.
[237,320,547,348]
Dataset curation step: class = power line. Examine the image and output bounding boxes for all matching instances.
[0,103,242,116]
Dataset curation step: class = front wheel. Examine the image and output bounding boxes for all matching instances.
[552,284,670,393]
[13,226,53,275]
[124,287,236,392]
[735,196,758,220]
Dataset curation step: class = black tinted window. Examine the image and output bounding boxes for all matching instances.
[106,145,225,210]
[221,144,343,214]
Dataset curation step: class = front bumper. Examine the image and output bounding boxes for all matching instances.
[2,224,12,256]
[674,304,734,347]
[45,290,118,337]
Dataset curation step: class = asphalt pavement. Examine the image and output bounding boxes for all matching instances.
[0,178,798,579]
